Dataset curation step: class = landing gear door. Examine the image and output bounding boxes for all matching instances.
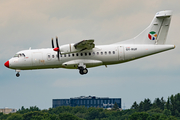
[118,46,124,61]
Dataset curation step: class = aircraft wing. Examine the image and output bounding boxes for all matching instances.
[74,39,95,51]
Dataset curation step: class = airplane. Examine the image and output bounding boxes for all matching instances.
[4,10,175,77]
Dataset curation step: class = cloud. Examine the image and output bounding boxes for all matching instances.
[1,0,180,109]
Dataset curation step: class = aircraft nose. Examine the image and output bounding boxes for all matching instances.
[4,61,9,68]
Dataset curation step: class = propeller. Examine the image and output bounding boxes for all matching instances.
[52,37,61,60]
[51,38,54,48]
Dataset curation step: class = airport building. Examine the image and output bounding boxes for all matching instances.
[0,108,17,114]
[53,96,121,109]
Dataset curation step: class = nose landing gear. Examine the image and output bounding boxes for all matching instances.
[15,70,21,77]
[16,72,20,77]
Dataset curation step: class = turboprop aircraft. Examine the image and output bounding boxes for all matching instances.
[4,10,175,77]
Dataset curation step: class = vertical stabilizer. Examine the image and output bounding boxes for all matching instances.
[119,10,172,44]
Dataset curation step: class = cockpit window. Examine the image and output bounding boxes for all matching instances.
[22,53,25,57]
[13,53,26,58]
[14,54,19,57]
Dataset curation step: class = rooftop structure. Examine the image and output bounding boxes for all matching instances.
[53,96,121,109]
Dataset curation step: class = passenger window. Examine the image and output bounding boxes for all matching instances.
[101,52,103,55]
[52,55,54,58]
[89,53,91,56]
[113,51,115,54]
[81,53,83,56]
[109,51,111,54]
[68,54,70,57]
[97,52,99,55]
[48,55,50,58]
[64,54,66,57]
[105,52,107,55]
[85,53,87,56]
[93,52,95,55]
[76,53,79,56]
[72,54,74,57]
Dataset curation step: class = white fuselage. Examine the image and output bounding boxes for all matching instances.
[8,44,175,70]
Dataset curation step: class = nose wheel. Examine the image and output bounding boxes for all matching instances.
[16,72,20,77]
[15,70,21,77]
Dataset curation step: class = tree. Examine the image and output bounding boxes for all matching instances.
[138,101,144,112]
[165,97,171,110]
[129,112,149,120]
[131,101,138,110]
[152,97,165,110]
[163,109,171,116]
[22,111,52,120]
[85,107,100,120]
[6,114,23,120]
[143,98,152,111]
[59,113,82,120]
[112,102,119,110]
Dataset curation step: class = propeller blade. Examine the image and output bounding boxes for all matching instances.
[52,38,54,48]
[56,37,62,55]
[56,37,59,48]
[57,51,60,60]
[55,36,61,60]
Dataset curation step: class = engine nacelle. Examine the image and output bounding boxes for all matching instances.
[60,44,79,54]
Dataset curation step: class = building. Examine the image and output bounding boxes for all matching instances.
[53,96,121,109]
[0,108,17,114]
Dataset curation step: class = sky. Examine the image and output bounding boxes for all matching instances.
[0,0,180,110]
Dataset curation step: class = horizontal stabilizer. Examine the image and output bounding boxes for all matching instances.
[156,10,172,18]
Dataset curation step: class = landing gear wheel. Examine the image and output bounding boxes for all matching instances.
[83,68,88,74]
[16,72,20,77]
[79,68,88,75]
[79,69,84,75]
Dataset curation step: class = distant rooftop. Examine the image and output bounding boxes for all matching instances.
[72,96,109,99]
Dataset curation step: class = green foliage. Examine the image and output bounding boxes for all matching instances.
[147,108,163,113]
[23,111,51,120]
[112,102,119,110]
[2,93,180,120]
[165,93,180,117]
[151,97,165,110]
[131,101,138,109]
[163,109,171,116]
[6,113,23,120]
[17,106,40,114]
[59,112,82,120]
[129,112,149,120]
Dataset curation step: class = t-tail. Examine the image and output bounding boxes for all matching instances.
[119,10,173,44]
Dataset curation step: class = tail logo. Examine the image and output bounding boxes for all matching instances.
[148,31,157,40]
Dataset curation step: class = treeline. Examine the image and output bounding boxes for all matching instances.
[0,93,180,120]
[131,93,180,118]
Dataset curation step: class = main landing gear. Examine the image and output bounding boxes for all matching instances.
[15,70,20,77]
[78,67,88,75]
